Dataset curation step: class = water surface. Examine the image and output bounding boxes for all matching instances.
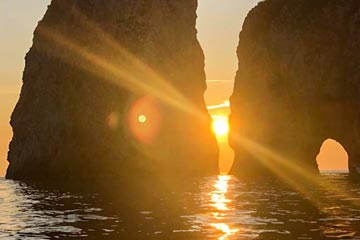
[0,174,360,239]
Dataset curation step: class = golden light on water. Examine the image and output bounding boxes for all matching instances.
[210,223,239,240]
[210,175,231,211]
[209,175,239,239]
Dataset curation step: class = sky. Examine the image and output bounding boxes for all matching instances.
[0,0,52,176]
[0,0,348,176]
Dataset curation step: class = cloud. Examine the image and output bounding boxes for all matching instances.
[211,115,228,120]
[207,101,230,110]
[206,79,233,83]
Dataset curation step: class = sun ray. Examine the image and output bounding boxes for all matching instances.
[36,4,209,122]
[231,135,360,212]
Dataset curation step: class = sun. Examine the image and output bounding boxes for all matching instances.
[212,117,229,137]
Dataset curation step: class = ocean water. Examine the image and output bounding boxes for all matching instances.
[0,173,360,239]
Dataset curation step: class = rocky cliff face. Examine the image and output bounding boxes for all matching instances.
[230,0,360,177]
[7,0,218,180]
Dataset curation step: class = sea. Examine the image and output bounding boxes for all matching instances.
[0,172,360,239]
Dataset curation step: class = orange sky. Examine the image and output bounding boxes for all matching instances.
[0,0,348,177]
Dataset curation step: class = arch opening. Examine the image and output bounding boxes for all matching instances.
[316,139,349,173]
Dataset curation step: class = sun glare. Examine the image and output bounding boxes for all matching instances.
[212,117,229,137]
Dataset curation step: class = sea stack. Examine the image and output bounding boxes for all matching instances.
[6,0,218,180]
[230,0,360,178]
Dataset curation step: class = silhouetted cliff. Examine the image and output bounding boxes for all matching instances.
[230,0,360,177]
[7,0,218,180]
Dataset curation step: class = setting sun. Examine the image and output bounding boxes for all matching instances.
[212,117,229,137]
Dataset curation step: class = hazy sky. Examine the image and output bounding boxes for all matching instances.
[0,0,52,176]
[0,0,347,176]
[197,0,260,81]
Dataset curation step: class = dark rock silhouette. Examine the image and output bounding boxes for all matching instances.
[230,0,360,177]
[6,0,218,180]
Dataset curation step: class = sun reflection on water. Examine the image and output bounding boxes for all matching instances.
[209,175,239,239]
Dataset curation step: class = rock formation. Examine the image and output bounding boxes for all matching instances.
[230,0,360,178]
[7,0,218,180]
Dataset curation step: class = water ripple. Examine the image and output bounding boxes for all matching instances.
[0,174,359,239]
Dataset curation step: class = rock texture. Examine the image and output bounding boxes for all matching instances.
[230,0,360,177]
[7,0,218,180]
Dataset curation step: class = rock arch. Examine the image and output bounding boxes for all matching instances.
[229,0,360,178]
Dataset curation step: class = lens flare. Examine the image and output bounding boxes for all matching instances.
[138,115,147,124]
[107,111,119,129]
[128,96,161,144]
